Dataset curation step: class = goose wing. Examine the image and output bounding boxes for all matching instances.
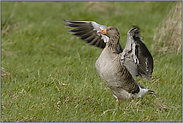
[64,20,123,53]
[121,27,153,80]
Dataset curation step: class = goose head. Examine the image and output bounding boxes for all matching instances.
[98,26,119,38]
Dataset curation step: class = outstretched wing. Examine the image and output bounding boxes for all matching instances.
[64,20,123,53]
[65,20,108,48]
[121,27,153,80]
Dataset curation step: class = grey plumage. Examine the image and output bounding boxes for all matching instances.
[65,20,156,101]
[121,27,153,80]
[64,20,152,80]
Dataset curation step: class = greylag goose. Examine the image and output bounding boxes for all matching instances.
[65,20,156,102]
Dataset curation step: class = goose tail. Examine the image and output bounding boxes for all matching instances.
[148,89,157,95]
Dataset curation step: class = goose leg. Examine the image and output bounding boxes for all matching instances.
[131,98,135,103]
[112,94,119,106]
[116,98,119,105]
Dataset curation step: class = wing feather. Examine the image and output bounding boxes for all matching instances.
[121,27,153,80]
[64,20,108,49]
[65,20,153,80]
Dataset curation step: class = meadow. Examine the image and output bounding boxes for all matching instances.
[1,1,182,122]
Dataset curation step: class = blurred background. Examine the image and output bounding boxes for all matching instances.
[1,1,182,122]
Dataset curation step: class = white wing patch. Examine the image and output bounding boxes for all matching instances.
[91,21,109,43]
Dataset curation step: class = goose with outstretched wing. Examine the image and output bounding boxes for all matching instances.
[65,20,156,102]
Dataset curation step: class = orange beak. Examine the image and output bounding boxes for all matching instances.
[98,29,107,34]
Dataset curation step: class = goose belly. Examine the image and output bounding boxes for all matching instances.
[95,54,124,88]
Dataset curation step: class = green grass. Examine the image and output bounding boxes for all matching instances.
[1,1,182,122]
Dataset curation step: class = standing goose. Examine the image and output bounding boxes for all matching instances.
[65,20,156,102]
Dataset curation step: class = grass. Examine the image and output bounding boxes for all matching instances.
[1,1,182,122]
[153,2,182,55]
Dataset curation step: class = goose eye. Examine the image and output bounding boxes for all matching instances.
[109,28,111,30]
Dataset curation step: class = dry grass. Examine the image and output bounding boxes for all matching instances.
[2,14,14,36]
[86,2,120,14]
[153,2,182,55]
[1,67,11,80]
